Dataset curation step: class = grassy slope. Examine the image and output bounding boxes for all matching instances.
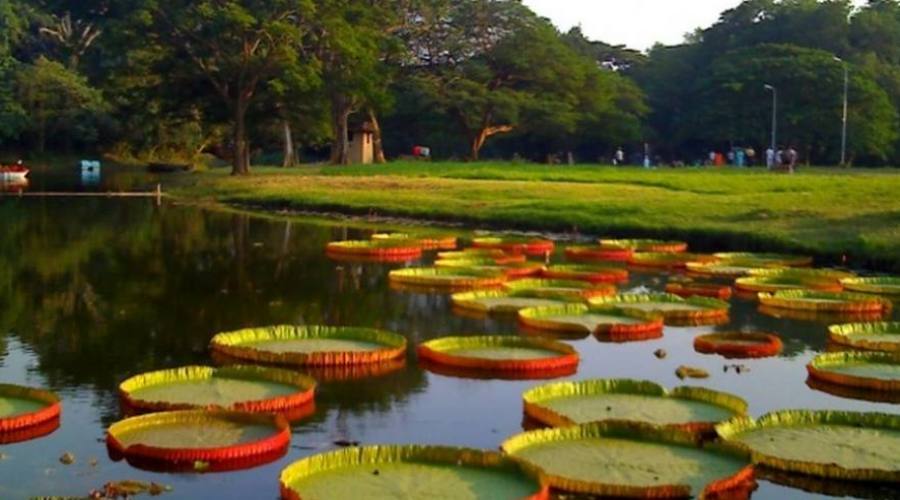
[172,162,900,270]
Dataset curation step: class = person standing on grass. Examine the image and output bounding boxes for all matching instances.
[766,147,775,169]
[614,147,624,166]
[787,146,798,173]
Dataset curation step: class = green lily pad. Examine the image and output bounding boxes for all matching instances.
[280,445,545,500]
[502,422,752,497]
[841,277,900,295]
[716,410,900,481]
[523,379,746,430]
[828,322,900,352]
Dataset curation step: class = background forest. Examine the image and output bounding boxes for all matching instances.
[1,0,900,172]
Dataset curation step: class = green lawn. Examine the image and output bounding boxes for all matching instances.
[172,162,900,271]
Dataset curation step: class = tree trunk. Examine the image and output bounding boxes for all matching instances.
[330,95,352,165]
[281,119,296,167]
[469,125,514,161]
[232,101,250,175]
[367,108,387,164]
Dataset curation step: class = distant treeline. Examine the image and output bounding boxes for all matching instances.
[1,0,899,173]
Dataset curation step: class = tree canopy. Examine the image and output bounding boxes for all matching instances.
[1,0,900,166]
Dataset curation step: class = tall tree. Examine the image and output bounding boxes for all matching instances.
[144,0,316,174]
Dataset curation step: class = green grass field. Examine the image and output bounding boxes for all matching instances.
[172,162,900,271]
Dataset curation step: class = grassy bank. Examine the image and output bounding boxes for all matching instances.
[171,162,900,271]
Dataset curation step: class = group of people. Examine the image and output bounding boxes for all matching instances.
[765,146,799,173]
[610,145,799,173]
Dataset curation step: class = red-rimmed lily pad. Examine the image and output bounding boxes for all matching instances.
[693,332,783,359]
[518,304,664,342]
[0,384,61,444]
[599,239,688,253]
[279,445,549,500]
[589,293,730,325]
[828,322,900,352]
[389,267,507,289]
[438,249,511,260]
[735,275,843,293]
[118,365,316,415]
[371,233,457,250]
[504,278,615,300]
[758,305,888,324]
[748,267,856,281]
[541,264,629,284]
[630,252,717,269]
[685,262,768,278]
[436,259,544,278]
[326,240,422,259]
[665,281,733,300]
[714,252,813,267]
[522,379,746,433]
[472,236,555,256]
[758,290,893,313]
[209,326,407,367]
[841,277,900,296]
[565,245,633,262]
[106,410,290,472]
[502,421,754,498]
[716,410,900,481]
[451,290,574,316]
[807,352,900,392]
[417,336,578,377]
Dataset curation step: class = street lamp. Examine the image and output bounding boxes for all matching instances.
[764,84,777,166]
[833,56,849,166]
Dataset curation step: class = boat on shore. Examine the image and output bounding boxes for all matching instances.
[0,165,29,181]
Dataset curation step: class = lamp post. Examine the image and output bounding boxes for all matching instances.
[833,56,849,166]
[764,84,777,163]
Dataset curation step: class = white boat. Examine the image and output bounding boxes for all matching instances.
[0,166,29,181]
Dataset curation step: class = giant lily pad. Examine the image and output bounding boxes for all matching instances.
[389,267,506,289]
[541,264,629,284]
[502,422,754,497]
[280,445,548,500]
[209,326,407,367]
[107,410,290,472]
[589,293,730,324]
[748,267,856,281]
[418,336,578,375]
[326,240,422,259]
[599,239,688,253]
[693,332,783,359]
[716,410,900,481]
[565,245,633,262]
[714,252,813,267]
[665,281,733,300]
[451,290,572,316]
[119,365,316,415]
[759,305,888,324]
[828,322,900,352]
[437,259,544,278]
[522,379,746,432]
[504,279,615,300]
[472,236,554,256]
[841,277,900,296]
[736,275,843,293]
[518,304,663,341]
[372,233,457,250]
[807,352,900,392]
[685,262,768,278]
[0,384,61,444]
[758,290,893,313]
[438,249,510,260]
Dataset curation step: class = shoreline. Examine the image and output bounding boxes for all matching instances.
[199,197,898,273]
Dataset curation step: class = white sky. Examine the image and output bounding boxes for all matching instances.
[523,0,865,51]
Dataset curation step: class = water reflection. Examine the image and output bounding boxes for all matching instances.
[0,197,897,498]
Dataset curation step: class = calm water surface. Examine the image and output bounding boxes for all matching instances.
[0,170,897,499]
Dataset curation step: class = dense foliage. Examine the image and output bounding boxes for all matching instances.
[1,0,899,169]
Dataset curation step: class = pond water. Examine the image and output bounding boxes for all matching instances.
[0,170,897,498]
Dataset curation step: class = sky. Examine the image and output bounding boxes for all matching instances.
[522,0,865,51]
